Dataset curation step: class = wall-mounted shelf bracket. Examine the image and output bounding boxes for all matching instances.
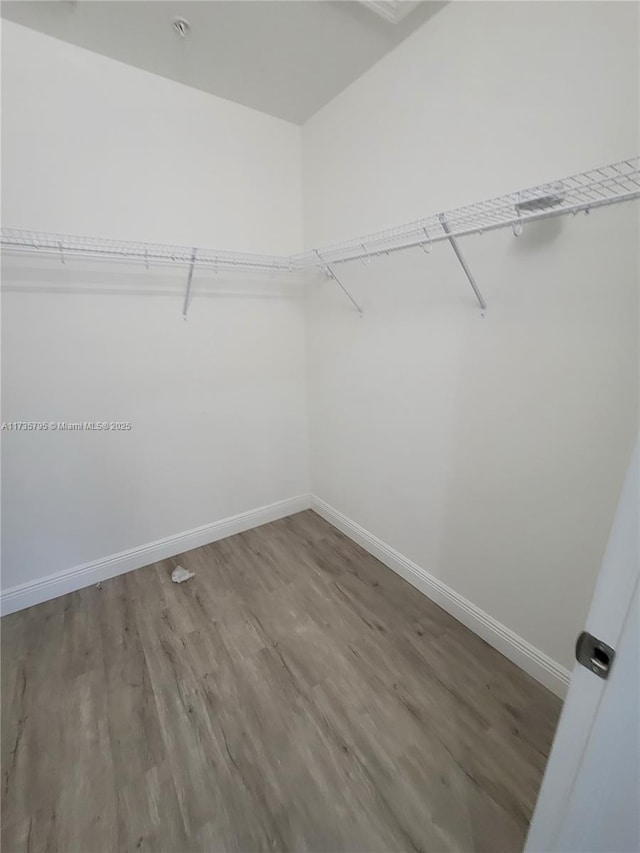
[314,250,363,316]
[439,214,487,316]
[182,248,198,319]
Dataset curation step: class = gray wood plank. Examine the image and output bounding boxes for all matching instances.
[1,509,561,852]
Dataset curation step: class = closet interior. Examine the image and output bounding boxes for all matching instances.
[1,2,638,852]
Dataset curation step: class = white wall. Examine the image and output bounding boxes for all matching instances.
[302,1,639,672]
[1,21,308,593]
[1,21,302,252]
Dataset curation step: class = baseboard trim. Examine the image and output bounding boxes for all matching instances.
[311,495,570,698]
[0,494,311,616]
[2,492,571,697]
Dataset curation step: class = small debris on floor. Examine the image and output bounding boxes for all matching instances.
[171,565,195,584]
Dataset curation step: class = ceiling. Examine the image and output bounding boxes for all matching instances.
[1,1,445,124]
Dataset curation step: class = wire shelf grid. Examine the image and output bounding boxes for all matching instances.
[293,157,640,268]
[2,157,638,276]
[0,229,294,274]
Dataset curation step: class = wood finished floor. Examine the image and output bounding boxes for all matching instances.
[1,510,561,853]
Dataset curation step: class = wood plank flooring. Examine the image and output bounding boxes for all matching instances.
[1,510,561,853]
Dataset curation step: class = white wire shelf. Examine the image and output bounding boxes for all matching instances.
[2,156,638,315]
[294,157,640,268]
[0,229,294,274]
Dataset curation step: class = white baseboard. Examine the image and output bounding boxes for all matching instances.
[311,495,571,698]
[0,494,311,616]
[1,491,571,698]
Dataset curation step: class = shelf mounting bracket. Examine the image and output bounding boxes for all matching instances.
[182,248,198,319]
[439,214,487,315]
[314,250,363,316]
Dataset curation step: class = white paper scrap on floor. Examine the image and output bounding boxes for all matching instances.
[171,565,195,584]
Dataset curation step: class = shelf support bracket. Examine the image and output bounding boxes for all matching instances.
[314,250,363,316]
[439,215,487,315]
[182,248,198,319]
